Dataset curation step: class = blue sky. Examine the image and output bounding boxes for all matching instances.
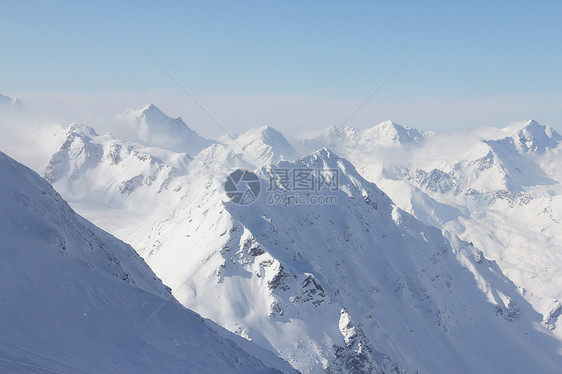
[2,1,562,136]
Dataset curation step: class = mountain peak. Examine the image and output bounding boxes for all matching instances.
[256,125,287,140]
[513,119,561,153]
[226,126,298,166]
[139,102,168,118]
[0,93,25,110]
[525,118,541,127]
[144,102,158,111]
[362,120,426,145]
[310,146,336,161]
[327,124,356,137]
[376,119,399,128]
[118,104,213,154]
[133,103,177,122]
[67,122,99,137]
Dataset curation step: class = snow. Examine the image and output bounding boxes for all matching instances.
[117,103,213,155]
[111,146,562,373]
[299,120,430,155]
[5,99,562,373]
[0,151,293,374]
[301,119,562,344]
[218,125,299,167]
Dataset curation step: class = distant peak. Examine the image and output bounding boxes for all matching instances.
[143,102,158,111]
[0,93,25,108]
[362,120,425,145]
[372,120,415,132]
[119,103,166,119]
[510,119,561,153]
[522,119,542,129]
[312,147,335,159]
[118,103,212,154]
[241,125,288,142]
[516,119,550,136]
[258,125,282,135]
[327,124,356,137]
[67,122,98,137]
[527,118,540,125]
[376,120,399,128]
[139,103,165,116]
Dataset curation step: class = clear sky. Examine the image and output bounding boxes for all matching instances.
[2,0,562,136]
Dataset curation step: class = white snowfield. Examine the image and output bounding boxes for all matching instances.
[0,151,294,374]
[301,118,562,340]
[2,99,562,373]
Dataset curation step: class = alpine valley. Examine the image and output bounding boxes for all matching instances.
[1,97,561,373]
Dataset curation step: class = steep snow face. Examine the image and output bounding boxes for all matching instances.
[118,103,213,154]
[218,125,299,167]
[132,149,562,374]
[0,151,291,374]
[398,122,562,315]
[318,120,562,340]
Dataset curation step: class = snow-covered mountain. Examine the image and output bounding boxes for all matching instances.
[511,119,562,154]
[308,119,562,342]
[404,119,560,198]
[298,121,429,155]
[215,125,299,168]
[44,122,187,195]
[0,93,24,109]
[0,151,294,374]
[41,119,300,241]
[42,122,192,237]
[27,109,562,373]
[118,103,213,154]
[127,148,562,373]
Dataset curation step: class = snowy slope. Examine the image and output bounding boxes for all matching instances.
[43,122,190,238]
[388,121,562,332]
[118,103,213,154]
[129,149,562,374]
[41,119,299,239]
[0,151,294,374]
[33,114,562,372]
[217,125,299,168]
[305,119,562,341]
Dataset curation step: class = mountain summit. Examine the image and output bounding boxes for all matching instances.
[0,93,25,110]
[207,125,299,168]
[512,119,562,153]
[118,103,213,154]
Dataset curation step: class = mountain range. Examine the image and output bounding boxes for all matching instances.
[0,150,294,373]
[1,98,561,373]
